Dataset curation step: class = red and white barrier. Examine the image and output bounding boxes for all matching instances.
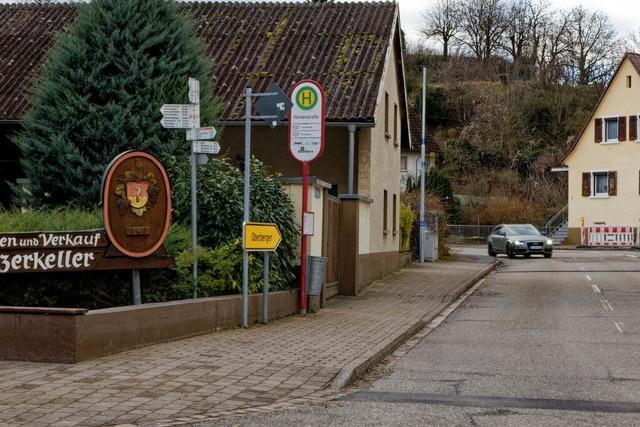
[587,225,636,247]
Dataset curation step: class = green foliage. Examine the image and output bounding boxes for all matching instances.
[0,209,101,232]
[15,0,217,207]
[173,240,271,297]
[168,156,299,290]
[399,203,414,252]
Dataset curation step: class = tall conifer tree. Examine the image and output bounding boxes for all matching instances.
[16,0,216,207]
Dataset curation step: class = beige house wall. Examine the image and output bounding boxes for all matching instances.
[281,183,325,258]
[361,32,402,254]
[565,59,640,229]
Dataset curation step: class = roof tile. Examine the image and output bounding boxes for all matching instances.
[0,1,397,122]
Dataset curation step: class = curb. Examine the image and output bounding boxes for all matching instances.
[330,260,500,390]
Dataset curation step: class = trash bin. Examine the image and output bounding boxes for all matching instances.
[306,256,327,296]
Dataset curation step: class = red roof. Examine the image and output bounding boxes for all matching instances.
[0,1,399,123]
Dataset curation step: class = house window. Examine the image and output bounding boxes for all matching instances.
[627,75,632,88]
[392,193,397,234]
[593,172,609,196]
[400,155,408,171]
[383,189,388,234]
[604,117,618,142]
[384,92,390,139]
[393,103,398,145]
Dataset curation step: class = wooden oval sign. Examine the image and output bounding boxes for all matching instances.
[102,151,172,258]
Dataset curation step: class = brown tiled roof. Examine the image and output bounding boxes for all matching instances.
[408,107,438,153]
[0,1,398,122]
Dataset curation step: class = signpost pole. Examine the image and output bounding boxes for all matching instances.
[263,252,270,323]
[242,87,252,328]
[299,161,309,315]
[132,269,141,305]
[420,67,427,263]
[191,150,198,297]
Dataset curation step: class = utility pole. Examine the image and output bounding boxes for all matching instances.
[420,67,427,263]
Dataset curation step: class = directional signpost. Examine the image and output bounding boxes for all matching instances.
[289,80,325,315]
[161,77,218,299]
[243,222,282,324]
[241,82,292,328]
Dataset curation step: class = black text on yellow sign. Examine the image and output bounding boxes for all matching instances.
[242,222,282,252]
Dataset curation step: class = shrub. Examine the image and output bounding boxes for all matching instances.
[168,156,299,290]
[0,209,101,232]
[399,203,414,252]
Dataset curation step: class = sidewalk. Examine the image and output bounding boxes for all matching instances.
[0,255,495,426]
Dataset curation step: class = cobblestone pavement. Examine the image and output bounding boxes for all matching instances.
[0,255,492,426]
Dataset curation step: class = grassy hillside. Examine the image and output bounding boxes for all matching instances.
[405,53,602,225]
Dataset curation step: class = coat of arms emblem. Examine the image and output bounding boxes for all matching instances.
[114,162,160,217]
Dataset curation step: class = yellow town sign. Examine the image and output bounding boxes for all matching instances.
[242,222,282,252]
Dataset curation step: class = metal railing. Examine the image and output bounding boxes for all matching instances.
[544,205,568,237]
[447,225,496,239]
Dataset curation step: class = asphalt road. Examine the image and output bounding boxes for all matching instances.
[204,248,640,426]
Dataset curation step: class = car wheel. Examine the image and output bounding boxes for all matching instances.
[488,243,496,257]
[524,253,531,258]
[544,253,552,258]
[507,244,516,259]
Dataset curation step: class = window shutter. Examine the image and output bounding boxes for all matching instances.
[582,172,590,196]
[618,116,627,141]
[631,116,638,141]
[608,171,617,196]
[594,118,602,143]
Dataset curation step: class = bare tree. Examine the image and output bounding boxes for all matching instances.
[456,0,509,60]
[536,11,570,84]
[563,6,619,85]
[502,0,531,62]
[624,29,640,53]
[420,0,460,59]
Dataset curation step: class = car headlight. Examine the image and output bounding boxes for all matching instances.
[546,239,553,245]
[514,241,525,247]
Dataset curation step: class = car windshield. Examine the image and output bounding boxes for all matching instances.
[506,225,540,236]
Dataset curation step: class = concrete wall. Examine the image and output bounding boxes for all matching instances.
[0,291,297,363]
[566,59,640,228]
[282,181,326,258]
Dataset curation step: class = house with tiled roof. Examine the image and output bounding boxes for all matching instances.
[0,1,411,295]
[557,53,640,245]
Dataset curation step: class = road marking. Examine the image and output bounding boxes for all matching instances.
[615,322,624,334]
[581,266,586,271]
[626,254,638,258]
[600,299,614,311]
[585,274,592,281]
[592,284,601,293]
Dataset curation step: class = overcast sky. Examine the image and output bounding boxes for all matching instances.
[2,0,638,47]
[400,0,640,46]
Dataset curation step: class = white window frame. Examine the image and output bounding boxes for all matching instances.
[636,114,640,142]
[400,155,408,172]
[590,170,609,198]
[602,116,619,144]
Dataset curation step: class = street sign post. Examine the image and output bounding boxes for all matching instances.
[160,77,218,299]
[160,104,200,129]
[255,82,293,128]
[192,140,220,155]
[288,80,325,316]
[241,82,292,328]
[243,221,282,324]
[186,127,217,141]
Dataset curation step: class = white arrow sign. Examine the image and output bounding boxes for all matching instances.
[188,77,200,104]
[186,127,217,141]
[160,104,200,129]
[192,140,220,155]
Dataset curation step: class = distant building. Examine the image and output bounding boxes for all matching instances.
[0,1,413,295]
[559,53,640,244]
[401,109,438,192]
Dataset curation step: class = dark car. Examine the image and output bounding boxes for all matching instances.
[487,224,553,258]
